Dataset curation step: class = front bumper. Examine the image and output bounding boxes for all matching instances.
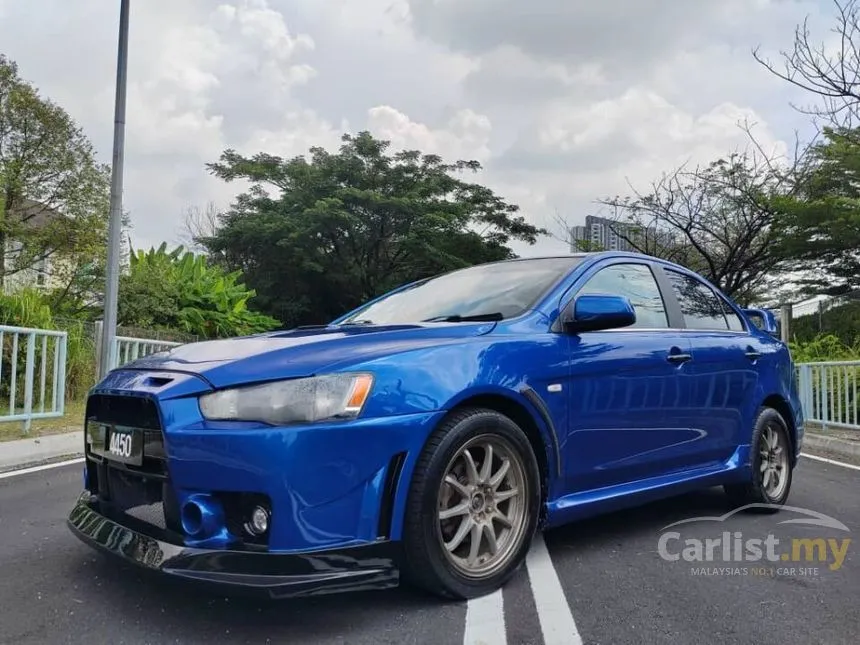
[67,492,401,599]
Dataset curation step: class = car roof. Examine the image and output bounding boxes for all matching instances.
[484,251,666,267]
[484,251,712,283]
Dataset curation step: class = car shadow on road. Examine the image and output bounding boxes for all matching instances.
[61,487,737,640]
[65,550,461,642]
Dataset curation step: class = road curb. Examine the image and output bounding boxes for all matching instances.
[802,432,860,459]
[0,430,83,473]
[0,453,84,476]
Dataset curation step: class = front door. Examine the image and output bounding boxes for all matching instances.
[561,261,699,493]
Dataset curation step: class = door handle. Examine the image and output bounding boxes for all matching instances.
[745,347,761,361]
[667,352,692,364]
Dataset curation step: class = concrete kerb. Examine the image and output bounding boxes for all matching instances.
[802,431,860,460]
[0,431,84,474]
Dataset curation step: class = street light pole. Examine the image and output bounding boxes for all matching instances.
[99,0,130,380]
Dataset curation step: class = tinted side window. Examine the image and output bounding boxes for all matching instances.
[665,270,729,330]
[719,299,745,331]
[578,263,669,328]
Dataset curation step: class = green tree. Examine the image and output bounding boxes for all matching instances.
[770,127,860,296]
[752,0,860,301]
[201,132,545,326]
[0,55,110,305]
[569,238,606,253]
[118,243,279,339]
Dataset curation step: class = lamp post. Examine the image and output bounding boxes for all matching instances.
[99,0,130,379]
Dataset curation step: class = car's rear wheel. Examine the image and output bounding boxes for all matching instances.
[724,406,794,513]
[401,407,541,599]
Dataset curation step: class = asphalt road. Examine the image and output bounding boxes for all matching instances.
[0,454,857,645]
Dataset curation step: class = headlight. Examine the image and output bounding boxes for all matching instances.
[198,373,374,425]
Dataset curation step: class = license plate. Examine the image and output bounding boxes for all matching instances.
[105,426,143,466]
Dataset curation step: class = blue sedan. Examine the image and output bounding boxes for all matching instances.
[67,252,803,600]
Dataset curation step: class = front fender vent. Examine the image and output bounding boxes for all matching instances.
[377,452,406,540]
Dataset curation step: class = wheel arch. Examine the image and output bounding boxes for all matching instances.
[439,388,560,523]
[395,391,552,598]
[760,393,798,464]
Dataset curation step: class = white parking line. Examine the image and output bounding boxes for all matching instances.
[0,457,84,480]
[802,453,860,471]
[526,533,582,645]
[463,587,506,645]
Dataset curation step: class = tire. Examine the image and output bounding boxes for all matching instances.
[724,406,794,513]
[401,407,542,599]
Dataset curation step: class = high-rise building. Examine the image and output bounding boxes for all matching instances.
[569,215,642,253]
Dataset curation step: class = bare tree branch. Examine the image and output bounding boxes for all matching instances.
[177,201,220,253]
[754,0,860,130]
[591,148,799,303]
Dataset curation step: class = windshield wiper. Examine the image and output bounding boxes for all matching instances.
[338,319,375,326]
[421,312,505,323]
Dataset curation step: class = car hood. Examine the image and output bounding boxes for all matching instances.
[120,322,496,388]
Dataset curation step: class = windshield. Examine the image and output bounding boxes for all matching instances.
[337,257,583,325]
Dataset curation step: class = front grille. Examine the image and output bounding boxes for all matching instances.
[84,393,181,535]
[86,394,161,429]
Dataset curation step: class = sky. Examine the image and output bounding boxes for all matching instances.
[0,0,838,258]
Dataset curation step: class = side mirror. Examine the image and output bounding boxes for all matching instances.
[561,294,636,333]
[743,308,780,337]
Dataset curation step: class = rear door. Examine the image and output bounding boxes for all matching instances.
[657,267,760,463]
[560,260,699,492]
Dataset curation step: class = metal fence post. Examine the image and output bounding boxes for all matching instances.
[57,334,67,416]
[22,332,36,434]
[0,325,69,431]
[797,364,811,421]
[110,335,180,370]
[0,324,183,431]
[820,367,829,430]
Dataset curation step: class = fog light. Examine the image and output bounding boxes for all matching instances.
[245,505,270,536]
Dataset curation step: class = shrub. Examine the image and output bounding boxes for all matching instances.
[789,334,860,363]
[0,289,94,403]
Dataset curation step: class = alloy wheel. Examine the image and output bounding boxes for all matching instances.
[435,434,530,579]
[759,422,789,501]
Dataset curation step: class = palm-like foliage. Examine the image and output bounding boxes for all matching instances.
[119,243,278,339]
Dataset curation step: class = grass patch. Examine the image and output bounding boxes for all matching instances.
[0,398,85,442]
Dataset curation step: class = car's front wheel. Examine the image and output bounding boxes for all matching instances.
[724,406,794,512]
[401,407,541,599]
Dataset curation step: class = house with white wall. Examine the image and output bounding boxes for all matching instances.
[2,198,73,294]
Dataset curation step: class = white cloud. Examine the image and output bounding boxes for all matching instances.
[210,1,316,95]
[0,0,327,249]
[367,105,493,161]
[245,109,346,159]
[0,0,839,259]
[535,90,785,163]
[515,97,784,244]
[405,0,826,76]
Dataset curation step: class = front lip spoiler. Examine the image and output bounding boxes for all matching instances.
[67,492,400,599]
